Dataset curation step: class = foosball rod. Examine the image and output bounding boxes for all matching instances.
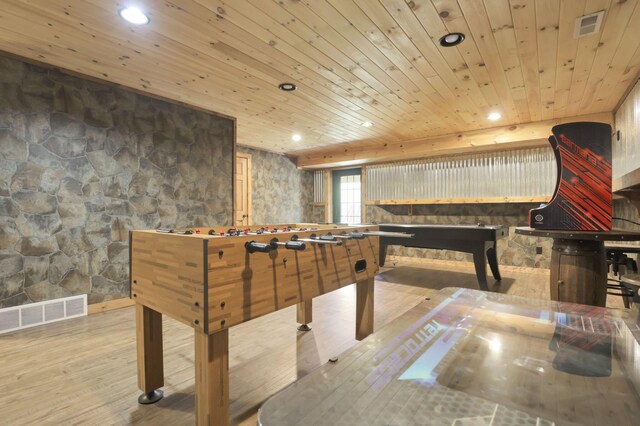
[354,231,414,238]
[294,237,343,246]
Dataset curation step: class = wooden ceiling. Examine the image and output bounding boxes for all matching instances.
[0,0,639,167]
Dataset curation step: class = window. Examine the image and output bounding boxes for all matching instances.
[339,174,361,224]
[332,169,361,224]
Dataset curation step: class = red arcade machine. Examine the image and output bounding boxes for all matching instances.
[529,122,612,231]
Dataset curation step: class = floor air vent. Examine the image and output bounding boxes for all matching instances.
[0,295,87,335]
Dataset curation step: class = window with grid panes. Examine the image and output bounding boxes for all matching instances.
[339,174,361,224]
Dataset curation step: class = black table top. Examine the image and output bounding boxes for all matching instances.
[515,226,640,241]
[605,244,640,253]
[377,223,504,231]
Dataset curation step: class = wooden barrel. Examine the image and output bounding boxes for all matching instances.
[550,239,607,306]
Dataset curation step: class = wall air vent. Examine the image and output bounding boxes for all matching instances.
[0,295,87,335]
[574,11,605,38]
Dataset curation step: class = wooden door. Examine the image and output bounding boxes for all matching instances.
[235,153,251,226]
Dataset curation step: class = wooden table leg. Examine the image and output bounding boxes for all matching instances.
[136,304,164,404]
[356,277,374,341]
[195,329,229,426]
[296,300,312,331]
[550,239,607,307]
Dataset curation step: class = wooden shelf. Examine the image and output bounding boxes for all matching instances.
[613,167,640,193]
[366,196,550,206]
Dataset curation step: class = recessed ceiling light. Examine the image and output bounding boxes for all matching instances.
[292,134,302,142]
[362,121,373,127]
[439,32,465,47]
[487,112,502,121]
[119,7,150,25]
[278,83,297,92]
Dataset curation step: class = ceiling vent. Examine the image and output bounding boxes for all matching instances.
[574,11,605,38]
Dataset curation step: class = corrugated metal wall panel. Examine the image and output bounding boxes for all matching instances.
[365,147,556,201]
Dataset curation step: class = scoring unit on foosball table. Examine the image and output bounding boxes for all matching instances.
[129,223,412,425]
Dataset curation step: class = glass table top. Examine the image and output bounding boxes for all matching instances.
[258,288,640,425]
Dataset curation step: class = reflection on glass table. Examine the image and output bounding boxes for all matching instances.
[258,288,640,426]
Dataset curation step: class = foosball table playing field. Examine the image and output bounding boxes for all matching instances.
[129,223,412,425]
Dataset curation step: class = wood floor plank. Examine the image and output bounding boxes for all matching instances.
[0,258,626,425]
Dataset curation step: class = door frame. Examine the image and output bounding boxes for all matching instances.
[235,152,252,226]
[332,168,362,224]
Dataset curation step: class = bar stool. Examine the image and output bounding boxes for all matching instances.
[606,249,638,276]
[620,274,640,306]
[606,247,639,308]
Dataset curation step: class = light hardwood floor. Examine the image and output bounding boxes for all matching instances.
[0,257,626,425]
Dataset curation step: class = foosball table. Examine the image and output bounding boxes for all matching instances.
[129,223,412,425]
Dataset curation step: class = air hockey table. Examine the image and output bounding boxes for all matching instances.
[377,223,508,291]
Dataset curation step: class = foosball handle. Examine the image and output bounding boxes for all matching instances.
[285,241,306,251]
[318,235,337,241]
[350,232,365,239]
[245,241,272,254]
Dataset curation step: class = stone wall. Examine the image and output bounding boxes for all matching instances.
[0,54,234,308]
[312,205,325,223]
[237,147,313,224]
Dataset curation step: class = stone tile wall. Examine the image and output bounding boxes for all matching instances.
[0,54,233,308]
[237,147,313,224]
[312,205,325,223]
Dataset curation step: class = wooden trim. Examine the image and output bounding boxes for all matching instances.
[324,170,333,223]
[295,112,613,168]
[88,298,135,314]
[234,152,252,226]
[232,122,237,227]
[367,196,550,205]
[361,166,367,223]
[312,201,326,206]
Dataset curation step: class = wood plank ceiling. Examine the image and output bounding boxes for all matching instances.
[0,0,639,167]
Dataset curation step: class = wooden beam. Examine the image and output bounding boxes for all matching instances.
[294,112,613,169]
[323,170,333,223]
[366,196,550,205]
[361,166,367,223]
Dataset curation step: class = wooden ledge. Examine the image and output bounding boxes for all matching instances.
[366,196,549,205]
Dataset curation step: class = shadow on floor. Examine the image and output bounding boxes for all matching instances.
[377,265,515,293]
